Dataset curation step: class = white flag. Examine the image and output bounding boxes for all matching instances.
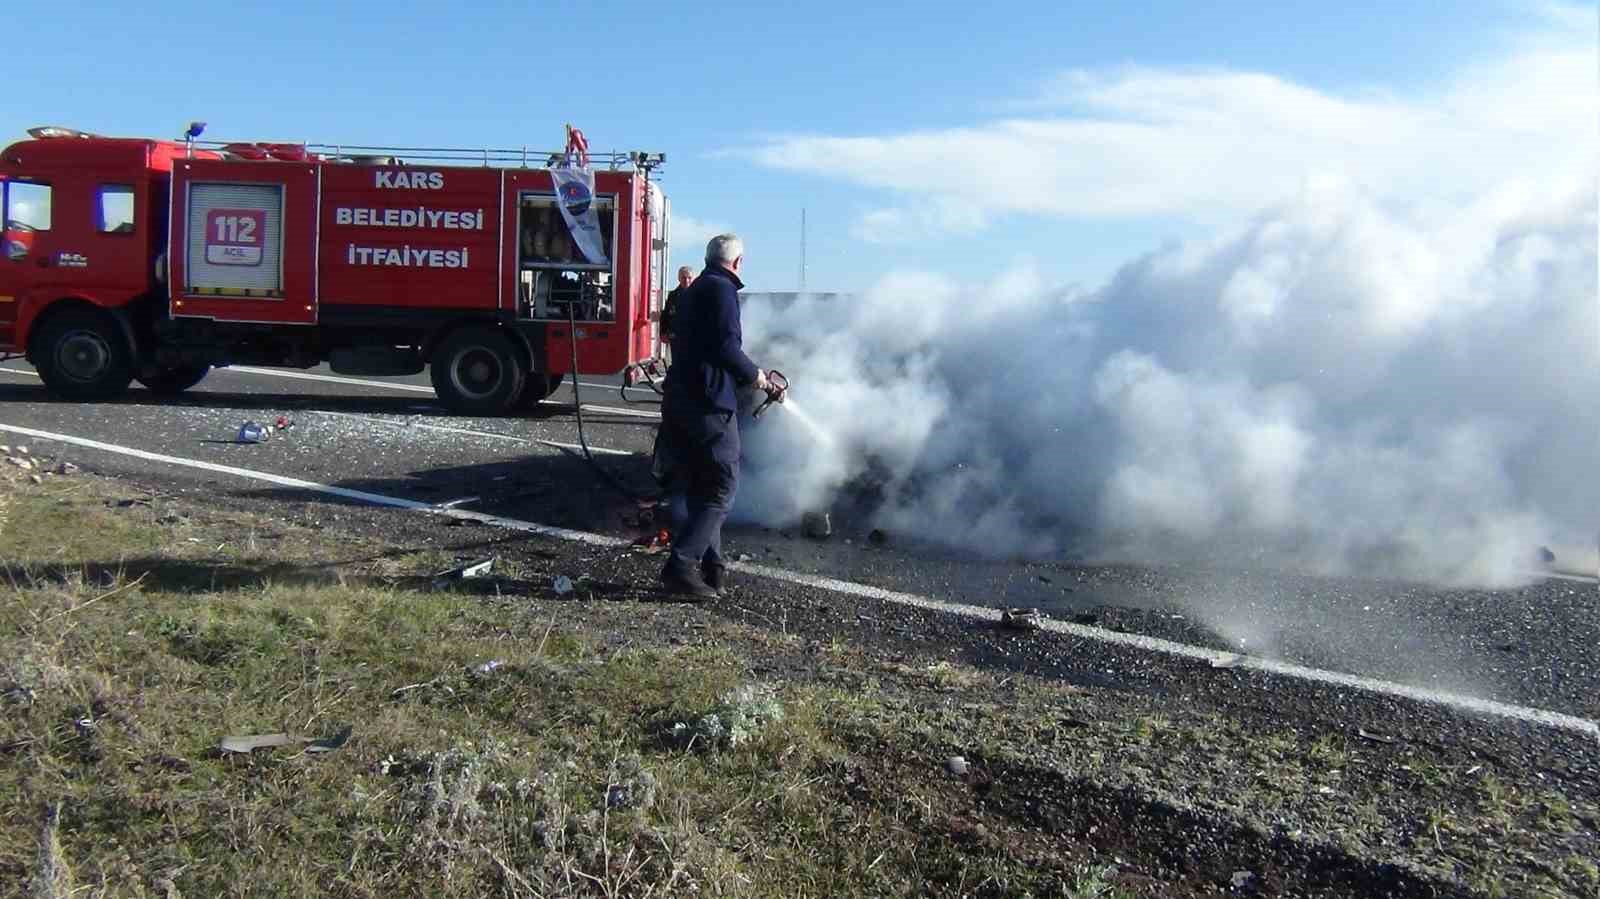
[550,161,609,266]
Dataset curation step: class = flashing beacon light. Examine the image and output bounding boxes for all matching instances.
[185,122,207,140]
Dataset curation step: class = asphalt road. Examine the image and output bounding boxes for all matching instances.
[0,360,1596,723]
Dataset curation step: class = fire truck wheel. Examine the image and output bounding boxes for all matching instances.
[430,328,526,416]
[514,372,565,409]
[32,308,135,402]
[137,365,210,396]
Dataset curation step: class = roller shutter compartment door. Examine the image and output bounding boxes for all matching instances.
[185,183,285,296]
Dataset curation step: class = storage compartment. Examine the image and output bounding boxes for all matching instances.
[516,193,615,322]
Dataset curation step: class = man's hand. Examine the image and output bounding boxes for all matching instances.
[753,369,771,393]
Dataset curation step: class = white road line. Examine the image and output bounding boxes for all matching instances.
[541,400,660,420]
[310,410,635,457]
[0,367,39,377]
[2,419,1596,742]
[224,366,437,393]
[576,380,661,395]
[0,422,624,547]
[224,365,659,419]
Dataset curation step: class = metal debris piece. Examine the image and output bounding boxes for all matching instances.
[1001,607,1043,631]
[553,575,575,595]
[221,724,351,755]
[802,511,832,539]
[1211,653,1244,669]
[16,445,28,454]
[6,456,33,470]
[944,756,970,776]
[219,733,298,754]
[28,474,42,485]
[431,556,495,588]
[236,421,271,443]
[1231,870,1255,889]
[53,462,79,475]
[1356,728,1398,745]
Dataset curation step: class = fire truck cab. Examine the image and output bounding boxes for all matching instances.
[0,126,671,415]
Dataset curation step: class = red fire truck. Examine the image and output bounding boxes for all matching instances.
[0,125,672,414]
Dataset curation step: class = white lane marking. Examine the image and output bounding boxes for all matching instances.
[0,367,39,377]
[1543,570,1600,584]
[310,410,635,457]
[541,399,660,420]
[224,366,437,393]
[0,422,623,547]
[2,419,1596,742]
[224,365,659,418]
[577,380,659,395]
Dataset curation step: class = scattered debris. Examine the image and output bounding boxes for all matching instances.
[274,415,294,431]
[28,474,42,485]
[631,529,671,554]
[432,557,495,588]
[219,732,297,754]
[17,445,28,454]
[1211,654,1244,669]
[115,498,152,509]
[1356,728,1398,745]
[735,553,753,563]
[944,755,970,777]
[802,511,832,539]
[236,421,272,444]
[553,575,575,595]
[475,660,505,675]
[1231,870,1255,890]
[220,724,352,754]
[1466,764,1482,775]
[6,456,33,471]
[1001,607,1043,631]
[52,462,79,476]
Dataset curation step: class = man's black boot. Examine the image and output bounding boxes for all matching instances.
[702,562,727,592]
[660,564,718,600]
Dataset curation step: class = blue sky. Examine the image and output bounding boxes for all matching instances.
[8,1,1589,291]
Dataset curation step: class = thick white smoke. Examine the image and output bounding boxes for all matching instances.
[736,174,1598,587]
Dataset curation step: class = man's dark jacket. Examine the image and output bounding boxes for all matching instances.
[663,265,759,415]
[660,284,687,337]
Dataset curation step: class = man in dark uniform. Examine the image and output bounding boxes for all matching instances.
[659,266,693,345]
[658,234,769,598]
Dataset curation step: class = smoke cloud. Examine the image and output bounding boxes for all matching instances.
[736,174,1598,587]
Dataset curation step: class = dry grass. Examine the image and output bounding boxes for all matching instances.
[1,467,1595,898]
[0,471,1103,898]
